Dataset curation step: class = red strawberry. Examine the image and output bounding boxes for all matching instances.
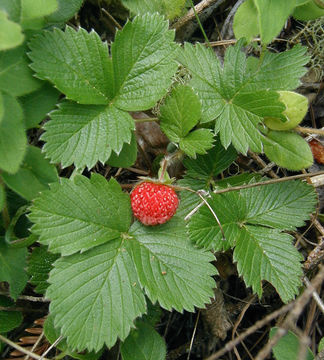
[130,182,179,226]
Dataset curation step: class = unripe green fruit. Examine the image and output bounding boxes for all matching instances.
[264,91,308,131]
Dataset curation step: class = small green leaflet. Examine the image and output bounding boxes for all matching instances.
[0,239,28,300]
[0,10,24,51]
[159,85,214,158]
[47,239,146,352]
[129,217,216,312]
[188,180,317,302]
[0,93,27,174]
[2,145,58,201]
[121,322,166,360]
[263,130,313,171]
[41,101,134,169]
[28,246,59,294]
[178,42,308,155]
[45,0,84,24]
[29,174,132,256]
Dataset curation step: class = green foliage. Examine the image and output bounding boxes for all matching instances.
[293,0,324,20]
[270,327,314,360]
[121,0,186,19]
[0,10,24,50]
[0,239,28,299]
[121,322,166,360]
[28,246,59,294]
[29,175,132,255]
[2,145,58,201]
[0,184,4,212]
[0,93,27,174]
[263,130,314,170]
[0,296,23,333]
[188,180,317,302]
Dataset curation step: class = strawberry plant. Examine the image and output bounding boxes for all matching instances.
[0,0,323,359]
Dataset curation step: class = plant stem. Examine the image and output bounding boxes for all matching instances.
[189,0,211,47]
[295,126,324,135]
[134,117,158,123]
[0,175,10,229]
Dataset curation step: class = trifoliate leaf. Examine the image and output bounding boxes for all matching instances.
[263,130,314,170]
[121,322,166,360]
[245,45,309,92]
[183,139,237,183]
[253,0,296,45]
[129,217,216,312]
[44,315,102,360]
[41,101,134,169]
[179,129,214,158]
[159,85,201,142]
[106,132,137,168]
[0,239,28,299]
[28,246,59,294]
[233,0,259,43]
[234,226,303,302]
[178,42,286,154]
[112,13,178,111]
[29,26,113,104]
[0,93,27,174]
[19,83,60,129]
[29,174,132,256]
[0,10,24,51]
[121,0,186,20]
[270,327,314,360]
[0,296,23,332]
[2,146,58,201]
[0,44,42,97]
[188,180,316,301]
[47,239,146,351]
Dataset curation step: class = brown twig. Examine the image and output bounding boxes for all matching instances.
[296,126,324,135]
[171,0,225,31]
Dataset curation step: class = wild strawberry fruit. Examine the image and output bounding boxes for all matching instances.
[309,139,324,164]
[130,182,179,226]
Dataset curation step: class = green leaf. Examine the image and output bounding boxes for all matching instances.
[263,130,314,170]
[45,0,84,24]
[47,239,146,351]
[183,139,237,183]
[215,173,261,188]
[293,0,324,20]
[0,239,28,299]
[0,91,3,124]
[0,296,23,332]
[0,10,24,51]
[179,129,215,158]
[121,322,166,360]
[234,226,303,302]
[44,315,103,360]
[28,246,59,294]
[129,217,216,312]
[245,45,309,91]
[41,101,134,169]
[0,45,42,97]
[29,174,132,255]
[106,132,137,168]
[319,337,324,353]
[0,0,57,24]
[188,179,316,301]
[178,42,286,154]
[121,0,186,19]
[0,93,27,174]
[19,83,60,129]
[159,85,201,142]
[253,0,296,45]
[0,184,4,212]
[270,327,314,360]
[2,146,58,201]
[29,26,113,104]
[112,13,178,111]
[233,0,259,43]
